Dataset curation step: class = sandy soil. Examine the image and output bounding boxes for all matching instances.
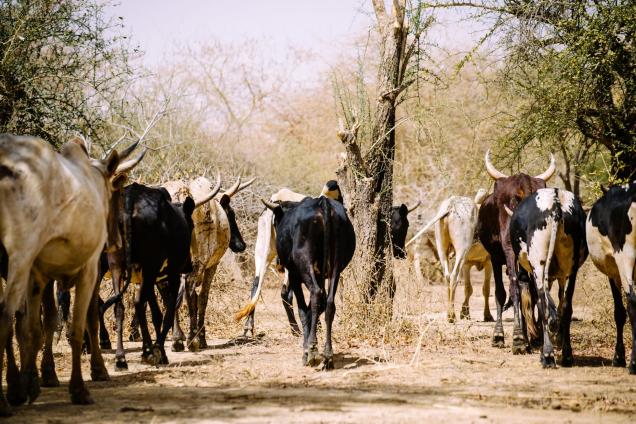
[5,278,636,423]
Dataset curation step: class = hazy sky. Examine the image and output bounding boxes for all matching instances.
[108,1,488,77]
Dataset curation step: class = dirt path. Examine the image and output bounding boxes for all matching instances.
[6,281,636,423]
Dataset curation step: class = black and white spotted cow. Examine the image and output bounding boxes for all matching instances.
[586,183,636,374]
[509,188,587,368]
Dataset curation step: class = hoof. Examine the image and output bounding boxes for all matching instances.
[302,351,308,366]
[6,380,27,407]
[305,348,321,367]
[141,349,154,364]
[612,354,626,368]
[460,307,470,320]
[41,370,60,388]
[560,354,574,368]
[188,338,200,352]
[91,367,110,382]
[512,341,527,355]
[322,356,334,371]
[100,341,112,351]
[290,324,301,337]
[447,312,456,324]
[541,354,557,369]
[492,334,505,348]
[70,386,94,405]
[483,313,494,323]
[0,399,12,417]
[172,340,184,352]
[198,337,208,350]
[152,345,169,366]
[115,358,128,371]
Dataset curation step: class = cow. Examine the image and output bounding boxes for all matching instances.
[164,175,254,352]
[478,150,556,353]
[406,189,492,322]
[257,196,355,369]
[0,134,143,415]
[509,188,587,368]
[586,183,636,374]
[237,180,418,336]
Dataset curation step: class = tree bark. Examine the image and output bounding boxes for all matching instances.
[336,0,412,303]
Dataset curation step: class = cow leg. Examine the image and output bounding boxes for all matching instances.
[609,279,626,367]
[185,277,199,351]
[304,266,324,368]
[68,264,99,405]
[281,275,300,336]
[323,269,341,371]
[536,283,556,368]
[128,311,142,342]
[627,286,636,374]
[17,275,44,404]
[244,276,260,337]
[461,264,473,320]
[482,261,494,322]
[41,280,60,387]
[97,296,111,350]
[55,287,71,345]
[290,274,310,365]
[135,273,155,363]
[153,273,180,366]
[171,276,186,352]
[491,263,506,347]
[510,269,527,355]
[447,248,467,323]
[86,286,109,382]
[110,265,128,370]
[147,284,164,340]
[5,325,23,408]
[196,265,216,350]
[559,272,577,367]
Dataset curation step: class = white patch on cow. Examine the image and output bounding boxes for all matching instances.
[535,188,556,211]
[528,225,553,290]
[586,214,619,280]
[558,189,576,214]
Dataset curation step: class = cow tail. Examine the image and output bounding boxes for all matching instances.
[235,210,272,322]
[405,206,450,248]
[521,283,536,340]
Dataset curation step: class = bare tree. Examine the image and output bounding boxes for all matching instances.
[336,0,433,303]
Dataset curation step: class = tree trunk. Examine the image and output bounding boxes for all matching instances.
[336,1,413,304]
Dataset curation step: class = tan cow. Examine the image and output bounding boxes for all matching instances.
[0,134,143,415]
[407,189,492,322]
[164,175,255,351]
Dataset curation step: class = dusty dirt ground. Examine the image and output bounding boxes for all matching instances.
[5,274,636,423]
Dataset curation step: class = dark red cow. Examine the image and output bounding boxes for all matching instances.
[477,150,556,354]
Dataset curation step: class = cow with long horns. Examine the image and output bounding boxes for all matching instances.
[586,183,636,374]
[0,134,144,415]
[479,150,556,353]
[166,175,254,351]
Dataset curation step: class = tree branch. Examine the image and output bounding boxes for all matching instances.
[337,116,367,177]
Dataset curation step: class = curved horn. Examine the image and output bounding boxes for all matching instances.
[224,175,242,198]
[194,173,222,208]
[118,140,140,160]
[261,198,279,210]
[114,148,146,175]
[485,149,508,180]
[534,153,556,181]
[407,200,421,213]
[237,177,256,193]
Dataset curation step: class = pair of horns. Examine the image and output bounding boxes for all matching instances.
[114,140,147,176]
[485,150,556,182]
[194,173,222,208]
[223,175,257,198]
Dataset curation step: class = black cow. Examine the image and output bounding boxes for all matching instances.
[509,188,587,368]
[261,196,355,369]
[390,201,421,259]
[586,183,636,374]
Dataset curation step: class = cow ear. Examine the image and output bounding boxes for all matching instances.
[273,206,284,222]
[112,174,127,190]
[219,194,231,208]
[399,204,408,216]
[104,150,120,177]
[183,197,195,217]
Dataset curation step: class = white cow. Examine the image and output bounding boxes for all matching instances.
[0,135,143,415]
[407,189,492,322]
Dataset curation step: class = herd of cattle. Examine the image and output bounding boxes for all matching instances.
[0,134,635,417]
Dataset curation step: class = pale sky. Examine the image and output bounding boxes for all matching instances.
[108,1,488,77]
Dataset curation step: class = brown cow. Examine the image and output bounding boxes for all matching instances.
[477,150,555,354]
